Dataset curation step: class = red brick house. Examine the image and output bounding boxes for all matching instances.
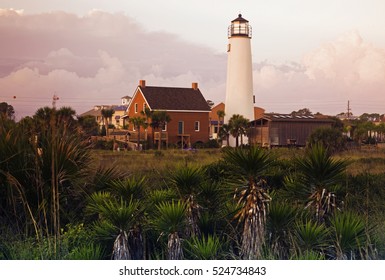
[124,80,211,148]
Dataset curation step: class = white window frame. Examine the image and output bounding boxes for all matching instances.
[162,122,167,132]
[194,121,200,132]
[134,103,138,113]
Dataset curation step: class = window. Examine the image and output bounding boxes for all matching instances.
[194,121,200,132]
[143,103,147,112]
[134,103,138,113]
[162,122,167,131]
[178,121,184,134]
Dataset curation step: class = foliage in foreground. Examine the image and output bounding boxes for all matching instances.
[1,116,384,260]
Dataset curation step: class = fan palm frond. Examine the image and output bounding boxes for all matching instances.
[330,212,369,259]
[293,220,330,254]
[185,235,223,259]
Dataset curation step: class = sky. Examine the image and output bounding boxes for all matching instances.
[1,0,385,119]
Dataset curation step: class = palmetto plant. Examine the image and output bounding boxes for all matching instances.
[107,176,147,259]
[330,211,371,259]
[107,176,147,202]
[293,220,330,256]
[223,146,275,259]
[168,165,205,237]
[185,235,223,259]
[152,201,187,260]
[294,143,348,222]
[267,201,299,259]
[87,192,141,259]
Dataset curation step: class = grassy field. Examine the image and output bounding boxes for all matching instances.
[91,148,223,174]
[91,146,385,176]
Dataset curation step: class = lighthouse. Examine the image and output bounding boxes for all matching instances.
[224,14,254,146]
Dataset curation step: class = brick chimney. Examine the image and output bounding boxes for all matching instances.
[192,82,198,90]
[139,80,146,88]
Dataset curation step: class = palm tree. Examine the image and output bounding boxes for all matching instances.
[293,143,348,222]
[0,102,15,120]
[216,110,225,143]
[229,114,249,147]
[77,115,99,137]
[219,124,231,146]
[129,116,146,149]
[140,108,152,149]
[223,146,275,259]
[151,111,171,150]
[101,108,115,137]
[152,201,186,260]
[57,106,76,127]
[0,118,38,237]
[1,111,92,257]
[33,106,56,130]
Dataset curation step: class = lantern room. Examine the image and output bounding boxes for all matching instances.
[228,14,252,38]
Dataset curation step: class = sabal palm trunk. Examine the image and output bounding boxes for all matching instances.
[137,125,140,150]
[238,181,271,259]
[158,128,161,151]
[112,231,131,260]
[168,232,183,260]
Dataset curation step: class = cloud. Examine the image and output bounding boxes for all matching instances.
[1,9,384,119]
[254,31,385,115]
[0,9,226,118]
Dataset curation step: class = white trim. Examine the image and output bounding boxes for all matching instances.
[137,87,152,111]
[126,87,153,114]
[152,109,210,113]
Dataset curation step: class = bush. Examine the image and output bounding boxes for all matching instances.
[192,141,205,149]
[204,139,220,148]
[93,140,114,150]
[307,127,347,154]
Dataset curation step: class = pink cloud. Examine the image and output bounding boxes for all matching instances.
[0,9,225,118]
[254,31,385,115]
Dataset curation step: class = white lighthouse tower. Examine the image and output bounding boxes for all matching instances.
[224,14,254,146]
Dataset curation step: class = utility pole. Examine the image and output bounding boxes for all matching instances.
[347,100,351,120]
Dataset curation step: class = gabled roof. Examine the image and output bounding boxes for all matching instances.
[138,86,211,112]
